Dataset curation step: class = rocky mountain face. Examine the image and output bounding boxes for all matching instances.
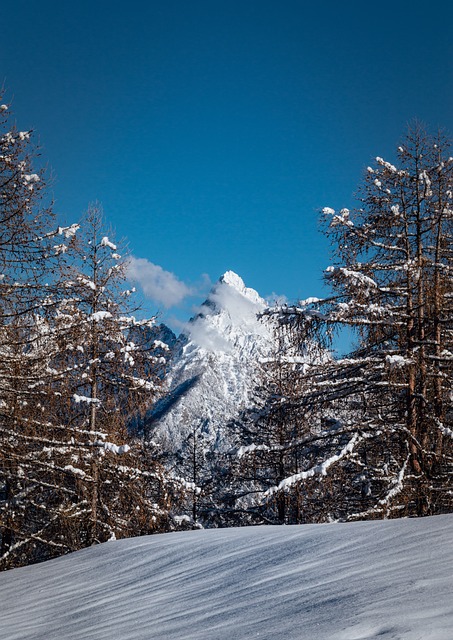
[149,271,275,454]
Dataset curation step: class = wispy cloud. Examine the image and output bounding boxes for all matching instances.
[265,292,289,306]
[126,257,193,308]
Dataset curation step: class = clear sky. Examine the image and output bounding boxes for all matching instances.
[2,0,453,330]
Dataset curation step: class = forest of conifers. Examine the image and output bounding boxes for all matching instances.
[1,97,452,570]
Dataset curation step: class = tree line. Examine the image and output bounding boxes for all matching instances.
[175,124,453,527]
[0,100,182,570]
[1,96,452,570]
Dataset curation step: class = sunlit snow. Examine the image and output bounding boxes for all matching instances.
[152,271,274,451]
[1,515,452,639]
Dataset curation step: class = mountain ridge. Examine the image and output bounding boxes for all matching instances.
[150,271,273,453]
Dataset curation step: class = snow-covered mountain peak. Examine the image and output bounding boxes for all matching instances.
[219,270,265,306]
[187,271,268,352]
[152,272,274,451]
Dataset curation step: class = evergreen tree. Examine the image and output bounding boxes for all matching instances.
[52,204,174,546]
[301,125,453,519]
[0,97,71,567]
[226,125,453,524]
[0,99,175,568]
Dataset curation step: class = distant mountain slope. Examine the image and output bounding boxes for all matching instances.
[2,515,452,639]
[150,271,274,452]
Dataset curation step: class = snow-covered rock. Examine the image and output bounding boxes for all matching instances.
[150,271,273,451]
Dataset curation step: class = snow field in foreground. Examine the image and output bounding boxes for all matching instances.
[1,515,453,639]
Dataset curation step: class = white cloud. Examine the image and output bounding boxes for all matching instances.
[265,292,289,306]
[186,319,233,353]
[126,257,193,308]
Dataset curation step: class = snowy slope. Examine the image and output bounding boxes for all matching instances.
[151,271,274,451]
[2,515,452,639]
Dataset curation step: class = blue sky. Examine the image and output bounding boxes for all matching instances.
[2,1,453,332]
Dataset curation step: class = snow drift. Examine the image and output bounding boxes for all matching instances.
[2,515,452,639]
